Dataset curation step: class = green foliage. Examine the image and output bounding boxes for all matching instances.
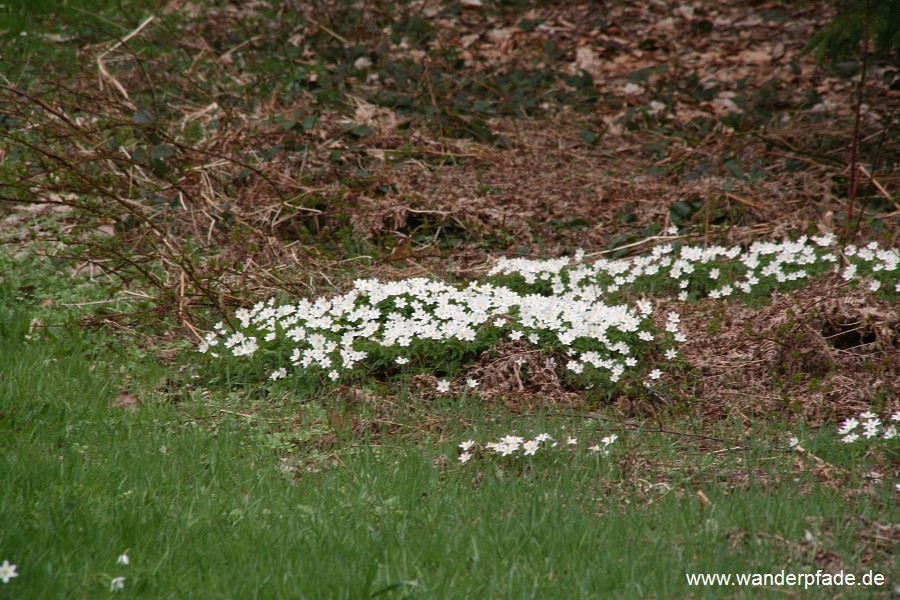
[804,0,900,63]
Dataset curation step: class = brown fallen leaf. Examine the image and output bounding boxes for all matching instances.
[485,27,516,46]
[574,47,601,75]
[696,489,712,508]
[112,393,140,411]
[389,239,413,261]
[735,49,771,66]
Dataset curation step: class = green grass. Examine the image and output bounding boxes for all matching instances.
[1,0,152,38]
[2,296,897,598]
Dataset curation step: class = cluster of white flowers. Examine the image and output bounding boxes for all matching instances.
[484,433,549,457]
[199,276,676,388]
[457,432,618,463]
[490,234,899,302]
[199,234,898,392]
[837,410,900,443]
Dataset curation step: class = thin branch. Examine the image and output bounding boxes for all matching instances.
[844,0,870,240]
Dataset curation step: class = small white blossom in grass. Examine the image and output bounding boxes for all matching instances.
[567,437,577,446]
[534,433,552,443]
[459,439,475,452]
[892,411,900,422]
[436,380,451,393]
[787,436,799,448]
[0,560,18,584]
[269,368,287,381]
[860,411,876,419]
[496,443,517,456]
[666,226,678,235]
[883,426,897,440]
[328,370,340,382]
[625,357,637,367]
[588,444,601,452]
[812,233,835,247]
[601,434,618,446]
[664,348,678,360]
[709,268,720,280]
[678,291,688,301]
[842,433,860,443]
[110,576,126,592]
[509,330,523,341]
[648,369,662,380]
[528,333,540,344]
[638,331,654,342]
[395,356,409,365]
[458,452,472,464]
[466,378,478,389]
[868,280,881,292]
[523,440,540,456]
[117,553,129,566]
[674,333,687,343]
[485,436,523,457]
[863,418,881,439]
[838,418,859,435]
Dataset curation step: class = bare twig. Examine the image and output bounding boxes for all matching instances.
[96,16,156,106]
[856,164,899,210]
[844,0,870,240]
[303,14,350,45]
